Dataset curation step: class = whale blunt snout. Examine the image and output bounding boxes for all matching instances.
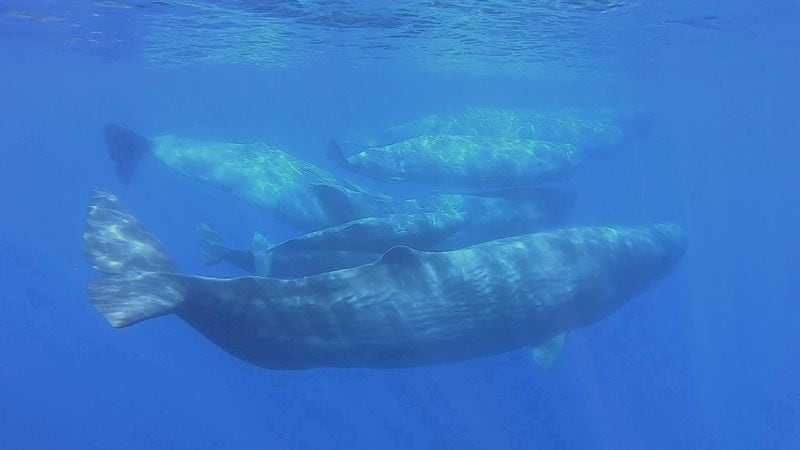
[650,223,688,268]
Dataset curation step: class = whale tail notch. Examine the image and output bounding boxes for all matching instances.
[103,124,151,185]
[85,188,185,327]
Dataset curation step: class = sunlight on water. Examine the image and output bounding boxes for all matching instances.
[2,0,796,74]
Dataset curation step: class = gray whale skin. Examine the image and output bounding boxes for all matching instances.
[85,189,685,370]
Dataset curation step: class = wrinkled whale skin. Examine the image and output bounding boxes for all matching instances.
[86,189,685,370]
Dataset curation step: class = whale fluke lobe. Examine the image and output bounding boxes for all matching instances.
[103,124,151,185]
[197,222,226,265]
[326,140,351,170]
[196,222,258,273]
[89,271,185,328]
[85,188,184,327]
[85,188,177,274]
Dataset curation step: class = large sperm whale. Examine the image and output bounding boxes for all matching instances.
[85,189,685,370]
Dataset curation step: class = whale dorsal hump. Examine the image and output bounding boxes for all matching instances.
[531,332,567,370]
[378,246,423,267]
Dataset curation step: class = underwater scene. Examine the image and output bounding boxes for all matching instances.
[1,1,798,449]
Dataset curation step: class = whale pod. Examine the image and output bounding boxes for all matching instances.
[85,189,685,370]
[104,125,573,231]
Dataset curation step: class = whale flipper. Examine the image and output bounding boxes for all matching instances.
[309,184,360,224]
[252,232,274,277]
[531,332,567,370]
[85,188,184,327]
[103,124,151,185]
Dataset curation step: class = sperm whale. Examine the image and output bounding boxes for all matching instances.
[85,189,685,370]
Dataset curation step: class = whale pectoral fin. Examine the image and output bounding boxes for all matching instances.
[378,245,424,267]
[252,232,274,277]
[309,184,358,224]
[531,332,567,370]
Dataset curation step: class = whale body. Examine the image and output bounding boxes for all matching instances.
[104,124,396,230]
[331,108,633,188]
[197,188,571,278]
[85,189,685,370]
[196,207,470,279]
[330,136,580,187]
[341,107,627,152]
[105,125,571,232]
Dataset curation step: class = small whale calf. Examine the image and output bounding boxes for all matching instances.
[197,188,572,278]
[85,189,685,370]
[197,207,470,278]
[197,188,571,278]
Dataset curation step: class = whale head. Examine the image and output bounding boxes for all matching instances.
[548,223,687,329]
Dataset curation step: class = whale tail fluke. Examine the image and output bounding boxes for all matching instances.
[104,124,151,185]
[326,141,351,169]
[197,222,227,265]
[85,188,185,327]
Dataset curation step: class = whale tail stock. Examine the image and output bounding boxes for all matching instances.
[103,124,151,185]
[85,188,185,327]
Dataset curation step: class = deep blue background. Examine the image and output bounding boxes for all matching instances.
[1,11,799,450]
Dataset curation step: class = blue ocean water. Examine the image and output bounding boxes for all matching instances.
[1,1,798,449]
